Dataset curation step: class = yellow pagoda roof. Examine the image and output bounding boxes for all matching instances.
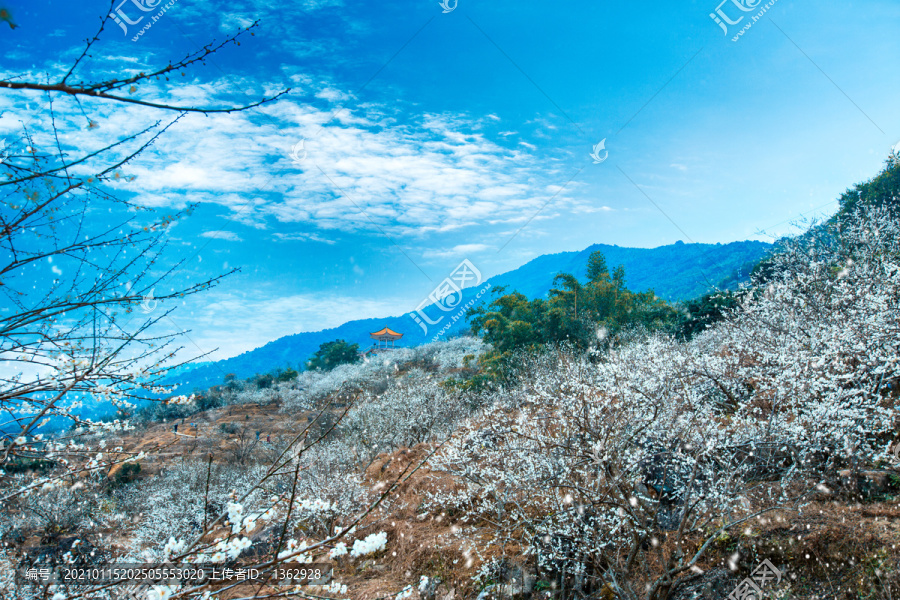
[370,327,403,340]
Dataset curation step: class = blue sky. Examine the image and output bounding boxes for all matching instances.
[3,0,899,359]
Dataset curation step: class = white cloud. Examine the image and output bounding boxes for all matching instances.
[315,87,344,102]
[201,230,242,242]
[0,66,579,246]
[422,243,492,258]
[272,232,336,244]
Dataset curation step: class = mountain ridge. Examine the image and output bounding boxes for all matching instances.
[168,239,771,392]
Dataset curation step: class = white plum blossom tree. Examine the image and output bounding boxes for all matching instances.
[429,204,900,600]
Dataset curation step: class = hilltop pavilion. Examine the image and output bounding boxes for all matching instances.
[370,327,403,349]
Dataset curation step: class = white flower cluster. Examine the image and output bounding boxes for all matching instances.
[283,444,368,538]
[226,501,245,534]
[350,531,387,557]
[120,461,269,558]
[328,542,348,558]
[342,368,472,461]
[204,536,252,563]
[295,497,336,514]
[323,580,348,595]
[276,538,314,563]
[74,418,135,434]
[279,336,486,412]
[147,584,178,600]
[164,394,196,405]
[163,537,185,559]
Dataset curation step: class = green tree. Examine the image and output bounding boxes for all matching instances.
[837,154,900,216]
[466,251,679,384]
[275,367,299,382]
[306,339,361,371]
[675,291,741,340]
[254,373,274,389]
[586,251,609,282]
[552,252,677,346]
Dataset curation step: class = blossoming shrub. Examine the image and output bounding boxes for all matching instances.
[342,369,472,461]
[280,336,486,412]
[119,461,270,558]
[429,205,900,599]
[283,440,370,538]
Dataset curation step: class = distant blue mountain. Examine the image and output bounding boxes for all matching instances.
[487,240,770,302]
[168,240,771,393]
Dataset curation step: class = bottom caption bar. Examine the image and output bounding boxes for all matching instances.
[17,563,333,586]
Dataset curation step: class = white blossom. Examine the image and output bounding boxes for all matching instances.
[350,531,387,557]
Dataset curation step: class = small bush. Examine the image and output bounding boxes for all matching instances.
[114,462,141,486]
[306,339,360,371]
[219,422,239,435]
[195,393,224,412]
[254,373,274,389]
[276,367,298,382]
